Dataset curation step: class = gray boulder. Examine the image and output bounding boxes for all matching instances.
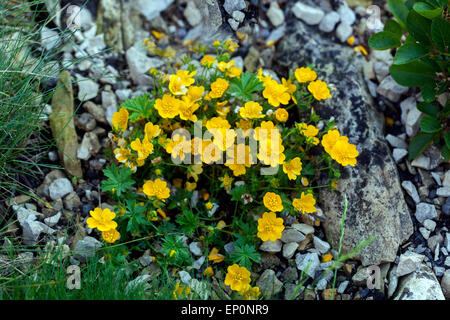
[277,14,413,266]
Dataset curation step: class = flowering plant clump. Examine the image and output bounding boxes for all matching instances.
[94,40,358,298]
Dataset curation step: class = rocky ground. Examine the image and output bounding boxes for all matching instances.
[2,0,449,300]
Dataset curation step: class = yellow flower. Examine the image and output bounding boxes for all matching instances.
[173,281,191,300]
[205,202,213,210]
[257,68,273,86]
[240,286,261,300]
[201,55,216,67]
[283,157,302,180]
[130,138,154,160]
[297,123,319,145]
[354,45,368,56]
[152,30,165,40]
[186,85,204,102]
[187,164,203,182]
[225,144,253,176]
[169,75,188,95]
[294,67,317,83]
[206,117,234,151]
[224,264,251,292]
[144,122,161,140]
[321,130,359,166]
[185,181,197,191]
[155,94,180,118]
[275,108,288,122]
[176,69,196,87]
[143,178,171,200]
[292,192,316,214]
[86,207,117,232]
[301,177,309,186]
[282,78,297,95]
[213,40,221,47]
[219,174,233,191]
[169,249,177,258]
[263,192,283,212]
[216,220,226,229]
[224,39,239,52]
[111,108,129,132]
[179,98,200,121]
[263,79,291,107]
[347,36,355,46]
[102,228,120,243]
[209,78,229,99]
[208,247,225,263]
[257,211,285,242]
[322,253,333,262]
[203,267,214,277]
[114,148,130,163]
[239,101,265,119]
[308,80,332,100]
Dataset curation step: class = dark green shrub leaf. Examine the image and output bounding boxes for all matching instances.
[406,10,432,47]
[417,101,438,116]
[389,61,435,87]
[393,43,429,64]
[388,0,409,28]
[368,32,401,50]
[413,2,443,19]
[444,132,450,149]
[420,115,441,133]
[384,19,404,36]
[420,83,436,103]
[408,132,435,160]
[431,18,450,52]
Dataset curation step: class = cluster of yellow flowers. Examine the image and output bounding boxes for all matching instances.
[86,208,120,243]
[101,40,360,298]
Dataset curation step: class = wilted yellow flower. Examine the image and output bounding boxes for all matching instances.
[208,247,225,263]
[224,264,251,292]
[322,253,333,262]
[111,108,129,132]
[87,207,117,232]
[308,80,332,100]
[295,67,317,83]
[292,192,316,214]
[143,178,171,200]
[263,79,290,107]
[102,228,120,243]
[209,78,229,99]
[155,94,180,118]
[257,211,285,242]
[283,157,302,180]
[239,101,265,119]
[275,108,288,122]
[263,192,283,212]
[203,267,214,277]
[173,281,191,300]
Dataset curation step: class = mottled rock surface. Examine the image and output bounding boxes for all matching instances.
[277,13,413,266]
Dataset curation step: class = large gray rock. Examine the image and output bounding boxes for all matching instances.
[256,269,283,299]
[393,264,445,300]
[277,14,413,266]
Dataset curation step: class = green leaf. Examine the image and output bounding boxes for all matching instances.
[408,132,435,160]
[444,132,450,149]
[388,0,410,29]
[229,184,247,202]
[417,101,439,116]
[121,94,154,122]
[389,61,435,87]
[406,10,432,47]
[393,43,430,64]
[228,72,263,101]
[101,164,135,197]
[413,2,443,19]
[431,18,450,52]
[368,32,401,50]
[442,145,450,162]
[420,115,441,133]
[384,19,404,36]
[229,243,260,270]
[421,83,436,102]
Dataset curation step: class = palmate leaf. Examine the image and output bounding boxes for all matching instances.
[101,164,135,197]
[229,243,261,269]
[121,94,154,122]
[229,72,264,101]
